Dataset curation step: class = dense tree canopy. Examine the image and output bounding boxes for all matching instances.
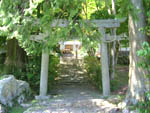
[0,0,130,54]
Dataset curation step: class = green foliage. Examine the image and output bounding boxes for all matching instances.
[48,54,60,90]
[25,55,41,90]
[136,91,150,113]
[137,42,150,73]
[0,75,5,80]
[136,42,150,112]
[110,78,119,92]
[90,10,114,19]
[0,53,60,94]
[0,54,6,65]
[84,56,102,91]
[8,106,26,113]
[0,0,132,56]
[0,65,26,81]
[0,0,84,55]
[26,54,60,93]
[143,0,150,36]
[83,56,129,92]
[0,36,6,49]
[117,54,129,65]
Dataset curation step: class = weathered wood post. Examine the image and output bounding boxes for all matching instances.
[39,49,49,97]
[99,27,110,96]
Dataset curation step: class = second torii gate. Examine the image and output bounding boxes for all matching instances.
[31,19,123,99]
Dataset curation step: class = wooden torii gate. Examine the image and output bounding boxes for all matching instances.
[31,19,122,100]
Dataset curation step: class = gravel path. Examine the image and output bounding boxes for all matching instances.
[24,58,120,113]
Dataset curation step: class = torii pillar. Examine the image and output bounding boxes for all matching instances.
[99,27,110,96]
[40,49,49,96]
[31,33,51,100]
[35,49,50,100]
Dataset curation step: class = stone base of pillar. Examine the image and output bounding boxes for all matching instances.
[35,95,51,100]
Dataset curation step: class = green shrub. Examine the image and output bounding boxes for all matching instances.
[136,91,150,113]
[84,56,102,91]
[8,106,26,113]
[117,55,129,65]
[0,54,60,94]
[110,79,119,91]
[25,55,41,92]
[48,55,60,90]
[0,53,6,64]
[25,54,60,94]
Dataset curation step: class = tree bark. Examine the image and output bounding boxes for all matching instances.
[5,38,26,71]
[111,0,116,15]
[126,0,149,104]
[110,0,116,79]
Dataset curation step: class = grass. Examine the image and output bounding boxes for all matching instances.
[0,76,5,80]
[7,99,41,113]
[0,64,7,80]
[8,106,27,113]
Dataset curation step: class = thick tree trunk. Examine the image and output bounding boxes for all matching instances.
[5,38,26,71]
[126,0,149,104]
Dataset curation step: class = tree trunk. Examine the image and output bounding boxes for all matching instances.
[111,0,116,14]
[126,0,149,104]
[105,0,111,15]
[110,0,116,79]
[5,38,26,72]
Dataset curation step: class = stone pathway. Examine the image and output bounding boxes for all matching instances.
[24,58,121,113]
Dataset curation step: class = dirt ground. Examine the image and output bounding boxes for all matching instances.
[23,58,129,113]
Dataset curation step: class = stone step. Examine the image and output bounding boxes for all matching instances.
[24,99,119,113]
[34,99,117,108]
